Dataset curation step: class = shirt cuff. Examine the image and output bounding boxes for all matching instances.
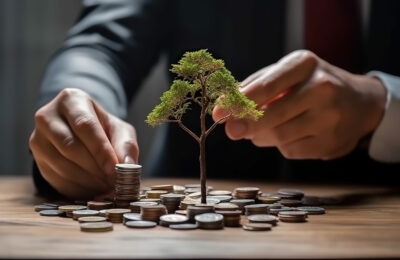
[367,71,400,163]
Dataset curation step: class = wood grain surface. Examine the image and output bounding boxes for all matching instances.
[1,176,400,259]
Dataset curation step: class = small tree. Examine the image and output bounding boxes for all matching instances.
[146,50,263,203]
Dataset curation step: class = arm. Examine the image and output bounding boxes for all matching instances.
[31,0,169,198]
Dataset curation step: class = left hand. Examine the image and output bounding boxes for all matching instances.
[213,50,387,160]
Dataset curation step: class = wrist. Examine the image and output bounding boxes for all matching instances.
[354,74,387,139]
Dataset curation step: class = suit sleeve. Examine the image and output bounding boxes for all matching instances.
[33,0,169,196]
[368,71,400,162]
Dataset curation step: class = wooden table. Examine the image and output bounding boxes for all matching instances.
[1,176,400,259]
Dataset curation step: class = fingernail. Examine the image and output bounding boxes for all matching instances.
[124,155,136,164]
[229,120,248,137]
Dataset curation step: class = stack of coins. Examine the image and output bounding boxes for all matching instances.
[269,206,295,215]
[278,211,308,222]
[159,214,189,227]
[160,193,185,213]
[247,214,278,225]
[140,205,167,222]
[130,201,158,213]
[114,163,141,208]
[280,199,302,207]
[296,206,325,215]
[186,205,215,221]
[209,190,232,196]
[58,205,87,218]
[72,209,99,220]
[234,187,260,199]
[87,201,113,210]
[195,213,224,229]
[230,199,255,214]
[208,195,232,202]
[244,204,270,216]
[106,208,130,223]
[216,210,242,227]
[173,185,185,194]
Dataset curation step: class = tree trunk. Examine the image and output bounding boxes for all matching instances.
[199,136,206,204]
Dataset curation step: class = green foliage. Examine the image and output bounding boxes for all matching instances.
[146,49,263,127]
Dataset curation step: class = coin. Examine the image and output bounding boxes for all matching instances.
[146,190,168,199]
[173,185,186,194]
[151,184,174,192]
[78,216,107,223]
[140,205,167,222]
[242,223,272,231]
[123,213,142,223]
[186,205,215,221]
[34,204,58,212]
[169,223,198,230]
[125,220,157,228]
[87,201,113,210]
[244,204,269,215]
[209,190,232,196]
[195,213,224,230]
[72,209,99,220]
[278,211,308,223]
[257,196,281,204]
[215,210,242,227]
[234,187,260,199]
[130,201,158,213]
[159,214,189,226]
[208,195,232,202]
[280,199,302,207]
[58,205,87,217]
[80,222,113,232]
[247,214,278,225]
[277,188,304,199]
[106,208,131,223]
[214,203,239,211]
[39,209,64,216]
[296,206,325,215]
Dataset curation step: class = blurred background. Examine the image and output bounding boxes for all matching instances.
[0,0,167,175]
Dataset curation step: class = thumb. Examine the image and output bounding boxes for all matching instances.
[108,119,140,164]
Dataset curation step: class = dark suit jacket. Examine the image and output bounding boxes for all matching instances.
[34,0,400,196]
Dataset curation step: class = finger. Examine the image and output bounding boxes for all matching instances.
[33,130,110,193]
[278,136,319,159]
[241,50,317,105]
[212,105,230,122]
[241,65,273,87]
[59,96,118,178]
[36,161,94,199]
[36,111,110,186]
[255,111,315,146]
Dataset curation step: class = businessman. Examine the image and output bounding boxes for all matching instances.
[29,0,400,198]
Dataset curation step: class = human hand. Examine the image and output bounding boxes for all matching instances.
[29,88,139,198]
[213,50,386,160]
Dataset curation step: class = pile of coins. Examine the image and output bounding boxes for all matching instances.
[34,166,328,233]
[114,164,141,208]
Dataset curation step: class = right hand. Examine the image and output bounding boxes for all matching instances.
[29,88,139,199]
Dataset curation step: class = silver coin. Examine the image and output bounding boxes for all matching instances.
[169,223,198,230]
[123,213,142,221]
[195,213,223,223]
[125,220,157,228]
[160,214,189,224]
[39,209,64,216]
[247,214,278,224]
[34,204,58,212]
[115,163,142,170]
[296,206,325,215]
[73,209,99,215]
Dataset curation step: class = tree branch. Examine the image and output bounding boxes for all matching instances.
[205,113,232,137]
[178,121,200,143]
[163,119,200,142]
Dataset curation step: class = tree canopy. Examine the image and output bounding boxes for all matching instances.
[146,49,263,127]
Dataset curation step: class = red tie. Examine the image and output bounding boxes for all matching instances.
[304,0,362,73]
